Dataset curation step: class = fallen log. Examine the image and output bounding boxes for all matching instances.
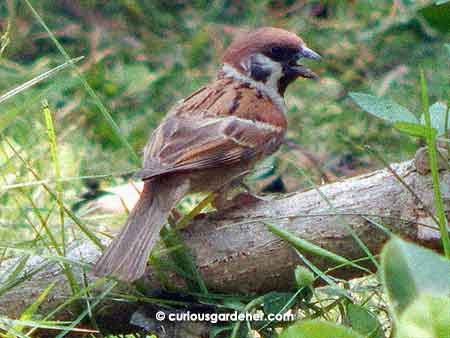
[0,159,446,329]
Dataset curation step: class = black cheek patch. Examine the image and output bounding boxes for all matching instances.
[250,62,271,82]
[278,76,290,96]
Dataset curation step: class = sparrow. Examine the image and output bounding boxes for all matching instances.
[93,27,321,282]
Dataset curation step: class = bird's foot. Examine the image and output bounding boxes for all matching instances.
[168,208,184,224]
[212,191,268,211]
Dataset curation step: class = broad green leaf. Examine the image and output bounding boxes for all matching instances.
[349,93,418,124]
[393,122,436,138]
[381,238,450,316]
[280,320,363,338]
[346,303,385,338]
[396,294,450,338]
[420,2,450,33]
[419,102,449,135]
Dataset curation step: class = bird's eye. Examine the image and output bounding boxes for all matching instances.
[270,47,283,56]
[269,47,286,61]
[267,46,296,62]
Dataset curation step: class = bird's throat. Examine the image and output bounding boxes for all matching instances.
[221,63,286,115]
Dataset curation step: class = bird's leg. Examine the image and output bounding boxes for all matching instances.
[228,191,266,206]
[168,208,184,224]
[212,181,268,211]
[235,181,272,204]
[211,182,237,210]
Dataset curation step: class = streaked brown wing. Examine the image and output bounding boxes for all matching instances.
[134,116,282,180]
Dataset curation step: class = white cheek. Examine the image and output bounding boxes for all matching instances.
[240,58,251,73]
[266,60,283,91]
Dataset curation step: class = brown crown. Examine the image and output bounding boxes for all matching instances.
[222,27,304,67]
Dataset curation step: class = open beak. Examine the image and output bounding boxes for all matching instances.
[287,45,321,80]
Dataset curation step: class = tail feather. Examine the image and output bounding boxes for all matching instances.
[93,178,188,282]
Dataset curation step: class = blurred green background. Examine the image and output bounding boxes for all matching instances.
[0,2,449,336]
[0,0,449,236]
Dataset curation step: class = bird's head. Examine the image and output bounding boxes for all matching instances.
[222,27,321,96]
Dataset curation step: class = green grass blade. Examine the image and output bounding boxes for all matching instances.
[1,255,29,286]
[18,190,80,294]
[230,294,266,338]
[175,192,216,230]
[445,104,450,158]
[266,222,371,273]
[109,292,191,307]
[0,142,80,294]
[12,282,56,334]
[420,68,450,258]
[2,318,97,333]
[42,100,66,255]
[0,16,11,57]
[3,137,104,250]
[148,253,177,291]
[26,278,108,336]
[0,261,49,298]
[0,321,30,338]
[0,56,84,105]
[151,194,213,294]
[293,165,380,270]
[54,280,117,338]
[24,0,139,164]
[361,216,393,236]
[0,246,91,269]
[295,250,340,287]
[1,170,136,191]
[160,225,208,294]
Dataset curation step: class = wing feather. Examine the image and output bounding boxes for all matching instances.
[134,115,282,180]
